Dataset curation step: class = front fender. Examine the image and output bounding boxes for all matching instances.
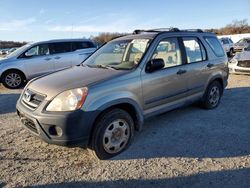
[83,91,144,131]
[0,59,26,78]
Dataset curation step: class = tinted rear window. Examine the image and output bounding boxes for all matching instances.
[72,41,95,51]
[49,42,71,54]
[204,36,225,57]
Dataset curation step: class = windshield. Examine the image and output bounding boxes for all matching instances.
[6,43,31,58]
[236,39,250,45]
[84,39,151,70]
[220,39,225,44]
[236,39,247,44]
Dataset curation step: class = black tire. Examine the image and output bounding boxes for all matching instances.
[229,48,234,57]
[88,108,134,160]
[1,70,25,89]
[201,81,223,109]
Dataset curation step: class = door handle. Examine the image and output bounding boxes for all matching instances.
[54,56,61,59]
[176,69,187,75]
[207,63,214,68]
[44,57,51,61]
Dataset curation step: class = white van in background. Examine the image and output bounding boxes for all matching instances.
[0,39,97,89]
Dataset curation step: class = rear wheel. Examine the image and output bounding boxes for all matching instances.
[229,48,234,57]
[201,81,222,109]
[88,108,134,160]
[1,70,25,89]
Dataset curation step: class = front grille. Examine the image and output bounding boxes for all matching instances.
[235,69,250,73]
[237,60,250,68]
[22,89,46,110]
[234,48,242,51]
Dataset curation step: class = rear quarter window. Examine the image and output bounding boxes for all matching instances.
[204,36,225,57]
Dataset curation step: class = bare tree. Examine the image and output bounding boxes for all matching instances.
[0,41,27,49]
[205,19,250,35]
[91,32,127,45]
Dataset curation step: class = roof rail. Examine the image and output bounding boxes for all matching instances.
[133,27,180,34]
[133,28,203,34]
[146,28,180,32]
[180,29,203,33]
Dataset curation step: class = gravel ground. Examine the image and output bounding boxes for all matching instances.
[0,74,250,188]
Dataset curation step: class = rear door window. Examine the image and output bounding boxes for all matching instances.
[204,36,225,57]
[183,37,207,63]
[49,42,72,54]
[72,41,95,51]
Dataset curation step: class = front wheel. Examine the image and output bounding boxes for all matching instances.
[201,81,222,109]
[88,108,134,160]
[1,71,25,89]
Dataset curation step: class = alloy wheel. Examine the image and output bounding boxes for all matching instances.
[5,73,22,88]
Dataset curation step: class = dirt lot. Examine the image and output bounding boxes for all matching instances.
[0,74,250,188]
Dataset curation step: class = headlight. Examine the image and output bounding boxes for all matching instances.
[229,59,238,64]
[46,87,88,111]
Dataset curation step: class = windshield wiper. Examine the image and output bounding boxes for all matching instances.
[97,64,116,70]
[84,64,131,70]
[86,64,116,70]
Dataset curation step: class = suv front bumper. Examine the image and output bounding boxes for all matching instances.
[229,63,250,75]
[16,98,98,147]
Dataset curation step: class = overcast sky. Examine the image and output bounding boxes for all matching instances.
[0,0,249,42]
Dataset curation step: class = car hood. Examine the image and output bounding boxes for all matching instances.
[234,42,246,47]
[235,51,250,61]
[28,65,126,99]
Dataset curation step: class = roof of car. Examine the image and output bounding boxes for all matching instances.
[113,28,215,41]
[32,38,94,45]
[220,37,231,39]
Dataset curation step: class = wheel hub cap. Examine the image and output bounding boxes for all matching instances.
[103,119,130,154]
[209,86,220,106]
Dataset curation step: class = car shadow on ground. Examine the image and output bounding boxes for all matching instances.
[0,93,20,115]
[30,168,250,187]
[112,86,250,160]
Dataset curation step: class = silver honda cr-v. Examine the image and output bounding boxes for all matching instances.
[0,39,96,89]
[16,28,229,159]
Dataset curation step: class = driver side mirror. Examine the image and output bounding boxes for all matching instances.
[24,51,34,58]
[146,58,165,73]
